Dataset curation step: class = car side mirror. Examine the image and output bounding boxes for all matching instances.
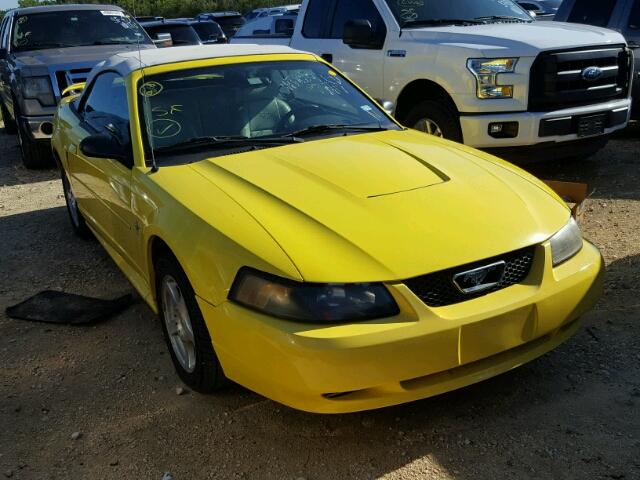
[343,19,382,49]
[0,48,7,60]
[80,133,129,163]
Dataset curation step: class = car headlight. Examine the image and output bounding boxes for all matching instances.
[467,58,517,99]
[229,268,400,323]
[550,218,583,266]
[22,76,55,106]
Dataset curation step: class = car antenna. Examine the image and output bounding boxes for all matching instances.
[133,0,159,173]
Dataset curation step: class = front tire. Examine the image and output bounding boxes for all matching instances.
[1,101,17,134]
[405,99,463,143]
[61,168,91,239]
[156,255,226,393]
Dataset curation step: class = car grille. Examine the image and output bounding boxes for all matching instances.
[528,45,632,112]
[403,246,535,308]
[54,68,92,96]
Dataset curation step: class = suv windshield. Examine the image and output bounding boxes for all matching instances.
[384,0,532,27]
[191,22,225,42]
[138,60,398,158]
[144,24,201,46]
[12,10,150,51]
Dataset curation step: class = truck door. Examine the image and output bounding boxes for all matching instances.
[294,0,387,100]
[625,0,640,116]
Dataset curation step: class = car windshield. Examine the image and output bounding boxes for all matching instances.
[191,22,224,42]
[138,60,398,158]
[145,24,201,45]
[11,10,150,51]
[384,0,532,27]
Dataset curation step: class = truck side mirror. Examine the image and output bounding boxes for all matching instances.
[0,48,7,60]
[343,19,381,49]
[153,33,173,48]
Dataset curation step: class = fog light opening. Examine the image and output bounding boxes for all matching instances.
[40,122,54,136]
[488,122,519,139]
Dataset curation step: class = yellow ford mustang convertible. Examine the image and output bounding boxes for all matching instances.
[52,45,603,413]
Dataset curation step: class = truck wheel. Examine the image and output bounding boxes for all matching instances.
[61,168,92,239]
[17,114,53,169]
[1,101,17,135]
[405,99,463,143]
[156,255,227,393]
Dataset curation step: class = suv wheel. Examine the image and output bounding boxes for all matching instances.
[1,102,17,135]
[405,99,463,143]
[17,112,53,169]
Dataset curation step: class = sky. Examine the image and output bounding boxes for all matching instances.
[1,0,18,11]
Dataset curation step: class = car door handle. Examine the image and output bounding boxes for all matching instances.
[321,53,333,64]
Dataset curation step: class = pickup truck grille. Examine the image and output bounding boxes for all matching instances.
[54,68,92,96]
[528,45,631,112]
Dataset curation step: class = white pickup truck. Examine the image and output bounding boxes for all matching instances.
[233,0,634,159]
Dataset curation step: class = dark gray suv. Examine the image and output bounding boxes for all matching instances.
[0,4,154,168]
[555,0,640,119]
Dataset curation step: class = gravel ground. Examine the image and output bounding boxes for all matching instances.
[0,121,639,480]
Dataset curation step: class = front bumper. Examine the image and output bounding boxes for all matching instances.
[20,115,55,140]
[199,240,603,414]
[460,98,631,148]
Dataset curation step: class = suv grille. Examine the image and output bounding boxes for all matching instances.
[403,246,535,308]
[54,68,92,96]
[528,45,631,111]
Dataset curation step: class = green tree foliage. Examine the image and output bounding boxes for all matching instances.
[16,0,283,16]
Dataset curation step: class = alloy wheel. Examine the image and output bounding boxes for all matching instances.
[413,118,444,137]
[161,275,197,373]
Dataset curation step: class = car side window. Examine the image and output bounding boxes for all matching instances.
[82,71,129,131]
[329,0,386,41]
[302,0,334,37]
[630,0,640,29]
[567,0,617,27]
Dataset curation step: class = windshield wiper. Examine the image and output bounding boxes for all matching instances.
[474,15,531,23]
[91,40,141,45]
[19,42,76,49]
[285,124,388,138]
[402,18,483,28]
[154,135,303,155]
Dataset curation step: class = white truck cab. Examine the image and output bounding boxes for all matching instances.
[234,0,634,158]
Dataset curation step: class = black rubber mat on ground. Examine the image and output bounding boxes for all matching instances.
[5,291,134,325]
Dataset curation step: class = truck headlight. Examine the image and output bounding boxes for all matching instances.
[22,76,55,106]
[467,58,517,99]
[229,268,399,323]
[550,218,583,266]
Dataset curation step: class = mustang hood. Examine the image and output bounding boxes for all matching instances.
[191,131,569,282]
[407,22,626,57]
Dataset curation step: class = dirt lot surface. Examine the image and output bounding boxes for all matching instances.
[1,121,639,480]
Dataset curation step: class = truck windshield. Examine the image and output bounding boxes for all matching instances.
[385,0,532,27]
[138,60,398,157]
[11,10,151,51]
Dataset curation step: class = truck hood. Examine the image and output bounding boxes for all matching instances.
[187,130,569,283]
[14,44,154,76]
[406,21,626,57]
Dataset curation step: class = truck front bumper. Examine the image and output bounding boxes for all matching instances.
[460,98,631,149]
[20,115,55,140]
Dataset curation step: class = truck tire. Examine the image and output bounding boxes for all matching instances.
[405,99,463,143]
[1,101,17,135]
[17,112,53,169]
[155,254,227,393]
